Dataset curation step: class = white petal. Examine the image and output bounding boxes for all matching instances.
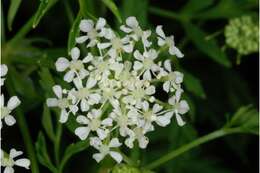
[73,77,83,89]
[120,25,132,33]
[59,109,68,123]
[90,137,102,148]
[96,18,106,30]
[126,16,138,27]
[97,43,111,49]
[178,100,189,114]
[4,167,14,173]
[158,37,165,46]
[53,85,62,98]
[0,64,8,77]
[133,50,143,60]
[109,151,122,163]
[142,101,149,111]
[169,46,184,58]
[15,158,30,169]
[86,78,97,89]
[175,113,185,126]
[156,25,166,38]
[75,127,90,140]
[133,61,143,71]
[79,19,94,32]
[164,60,172,72]
[0,94,4,107]
[109,138,121,148]
[145,86,155,95]
[93,153,105,163]
[71,47,80,60]
[46,98,58,107]
[10,149,23,158]
[76,36,88,43]
[69,105,78,115]
[83,53,93,63]
[101,118,113,126]
[64,70,75,82]
[89,94,101,104]
[4,115,16,126]
[156,111,173,127]
[97,128,108,140]
[123,44,133,53]
[163,81,170,93]
[143,70,152,80]
[76,115,89,124]
[7,96,21,110]
[80,99,89,112]
[153,104,163,113]
[168,96,176,105]
[55,57,70,72]
[138,136,149,149]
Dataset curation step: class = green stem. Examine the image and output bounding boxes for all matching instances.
[6,78,40,173]
[54,111,63,166]
[63,0,75,25]
[143,128,241,170]
[149,7,180,20]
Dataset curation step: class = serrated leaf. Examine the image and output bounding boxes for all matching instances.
[183,70,206,99]
[33,0,58,28]
[42,105,55,141]
[183,22,231,67]
[68,12,82,54]
[7,0,22,30]
[102,0,122,23]
[35,132,57,172]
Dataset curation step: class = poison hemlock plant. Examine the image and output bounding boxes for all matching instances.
[46,16,189,164]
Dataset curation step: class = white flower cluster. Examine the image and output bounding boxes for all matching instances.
[0,64,30,172]
[47,17,189,163]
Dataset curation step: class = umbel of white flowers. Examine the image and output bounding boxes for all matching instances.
[47,16,189,163]
[0,64,31,172]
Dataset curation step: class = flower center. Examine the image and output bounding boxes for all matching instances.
[70,60,84,70]
[1,107,10,118]
[165,37,173,47]
[99,145,110,155]
[77,88,90,99]
[143,58,154,69]
[143,111,156,121]
[57,98,69,109]
[133,26,143,38]
[2,157,14,167]
[132,88,145,100]
[111,37,123,50]
[88,29,98,40]
[89,118,101,131]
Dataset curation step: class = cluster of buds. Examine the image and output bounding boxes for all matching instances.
[225,15,259,55]
[0,64,30,172]
[47,16,189,163]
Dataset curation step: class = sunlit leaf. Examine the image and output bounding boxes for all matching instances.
[7,0,22,30]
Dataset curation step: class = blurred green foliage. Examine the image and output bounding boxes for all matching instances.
[1,0,258,173]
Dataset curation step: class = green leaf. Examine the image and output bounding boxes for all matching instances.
[120,0,148,27]
[195,0,248,19]
[42,105,55,142]
[183,22,231,67]
[35,132,57,172]
[78,0,97,18]
[101,0,122,23]
[227,105,259,135]
[181,0,214,14]
[59,140,89,171]
[7,0,22,30]
[38,67,55,97]
[68,12,82,54]
[183,70,206,99]
[33,0,58,28]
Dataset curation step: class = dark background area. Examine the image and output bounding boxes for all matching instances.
[1,0,259,173]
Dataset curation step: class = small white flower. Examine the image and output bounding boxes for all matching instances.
[133,49,160,80]
[120,16,152,48]
[156,25,184,58]
[168,90,189,126]
[125,127,149,149]
[76,18,107,47]
[1,149,30,172]
[0,94,21,128]
[0,64,8,86]
[69,77,101,112]
[55,47,89,82]
[97,29,133,59]
[75,109,112,140]
[90,137,122,163]
[46,85,77,123]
